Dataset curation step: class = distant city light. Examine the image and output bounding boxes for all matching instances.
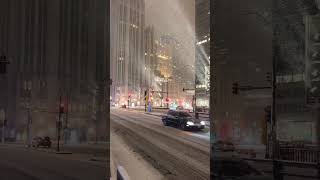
[157,54,170,60]
[196,39,208,45]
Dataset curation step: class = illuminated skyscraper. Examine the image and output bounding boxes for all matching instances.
[195,0,210,109]
[111,0,145,106]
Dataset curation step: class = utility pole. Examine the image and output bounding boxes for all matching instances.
[161,85,164,107]
[145,89,148,112]
[64,92,69,144]
[0,54,9,144]
[166,77,169,109]
[57,95,64,152]
[25,81,32,148]
[272,43,280,180]
[0,109,5,144]
[27,105,31,147]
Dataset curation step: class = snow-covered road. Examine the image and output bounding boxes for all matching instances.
[111,108,210,180]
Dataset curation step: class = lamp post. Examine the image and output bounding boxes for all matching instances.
[0,109,5,144]
[0,54,10,144]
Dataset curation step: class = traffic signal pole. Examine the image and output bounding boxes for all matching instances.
[0,109,5,144]
[145,89,148,112]
[57,95,63,152]
[0,55,9,144]
[166,78,169,109]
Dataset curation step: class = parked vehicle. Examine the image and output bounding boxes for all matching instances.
[161,110,205,130]
[32,136,52,148]
[211,157,272,180]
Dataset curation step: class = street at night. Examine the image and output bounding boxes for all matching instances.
[2,0,320,179]
[111,108,210,180]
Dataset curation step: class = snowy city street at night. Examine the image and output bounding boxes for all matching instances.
[110,108,210,180]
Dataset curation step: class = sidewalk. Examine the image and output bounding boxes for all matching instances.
[3,141,109,162]
[235,144,266,159]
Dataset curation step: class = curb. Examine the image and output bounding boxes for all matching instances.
[90,157,108,162]
[145,112,211,128]
[56,151,73,154]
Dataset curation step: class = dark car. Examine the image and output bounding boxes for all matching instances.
[32,136,51,148]
[161,110,205,130]
[211,157,272,180]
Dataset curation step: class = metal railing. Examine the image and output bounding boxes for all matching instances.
[243,158,319,179]
[278,147,320,163]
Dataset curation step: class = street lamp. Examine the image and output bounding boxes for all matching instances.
[0,109,5,144]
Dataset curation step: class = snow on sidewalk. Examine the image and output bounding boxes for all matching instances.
[110,131,164,180]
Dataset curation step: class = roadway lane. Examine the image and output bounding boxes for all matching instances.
[111,108,210,180]
[0,145,107,180]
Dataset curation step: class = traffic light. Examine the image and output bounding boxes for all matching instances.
[264,106,271,122]
[59,104,65,114]
[0,55,9,74]
[232,82,239,95]
[266,72,272,82]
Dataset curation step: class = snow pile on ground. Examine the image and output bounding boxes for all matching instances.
[110,131,164,180]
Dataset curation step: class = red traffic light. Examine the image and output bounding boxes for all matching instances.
[59,104,65,114]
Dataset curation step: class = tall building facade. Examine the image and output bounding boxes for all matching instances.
[274,0,319,143]
[1,0,109,142]
[143,28,194,108]
[111,0,145,106]
[212,0,272,145]
[144,26,157,90]
[195,0,210,110]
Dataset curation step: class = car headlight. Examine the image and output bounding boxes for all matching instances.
[200,121,205,125]
[187,121,194,125]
